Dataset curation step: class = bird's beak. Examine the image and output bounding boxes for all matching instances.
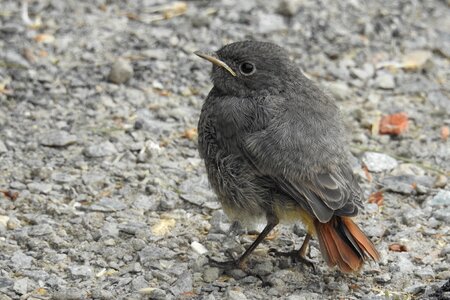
[194,51,237,77]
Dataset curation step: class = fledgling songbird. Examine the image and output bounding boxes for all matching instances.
[195,41,380,272]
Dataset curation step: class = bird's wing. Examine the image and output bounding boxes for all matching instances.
[242,97,363,223]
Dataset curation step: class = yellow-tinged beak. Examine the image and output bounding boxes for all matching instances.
[194,51,237,77]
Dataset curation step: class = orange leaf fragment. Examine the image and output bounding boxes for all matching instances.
[379,112,409,135]
[441,126,449,141]
[368,191,384,206]
[182,128,197,140]
[34,34,55,44]
[0,190,19,201]
[389,243,408,252]
[362,165,372,182]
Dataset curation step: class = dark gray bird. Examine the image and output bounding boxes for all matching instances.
[195,41,379,273]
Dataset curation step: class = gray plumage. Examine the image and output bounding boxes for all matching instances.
[197,41,362,225]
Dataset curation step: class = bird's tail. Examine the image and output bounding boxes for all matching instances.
[314,216,380,272]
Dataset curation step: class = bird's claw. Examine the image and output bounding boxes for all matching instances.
[207,255,247,271]
[269,248,316,273]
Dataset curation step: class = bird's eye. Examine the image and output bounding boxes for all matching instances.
[239,62,256,75]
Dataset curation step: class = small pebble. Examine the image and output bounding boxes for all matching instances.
[277,0,304,16]
[13,278,29,295]
[108,58,133,84]
[191,241,208,255]
[375,273,391,284]
[374,71,395,89]
[39,130,77,147]
[430,190,450,206]
[83,141,117,157]
[27,182,52,194]
[203,267,220,283]
[0,140,7,153]
[227,289,248,300]
[362,152,398,172]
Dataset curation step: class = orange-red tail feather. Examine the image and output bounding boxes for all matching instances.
[314,217,380,273]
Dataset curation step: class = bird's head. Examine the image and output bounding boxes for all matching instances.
[195,41,300,96]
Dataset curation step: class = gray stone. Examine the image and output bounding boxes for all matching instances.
[428,91,450,114]
[13,278,28,295]
[27,182,53,194]
[159,190,179,210]
[253,260,273,276]
[91,289,114,299]
[434,175,448,188]
[143,288,166,299]
[131,238,147,251]
[0,215,9,229]
[364,221,385,238]
[381,175,433,194]
[277,0,304,16]
[375,273,391,284]
[381,176,415,194]
[51,172,76,183]
[374,72,395,89]
[396,255,416,274]
[81,172,106,186]
[391,163,425,176]
[39,130,77,147]
[131,276,148,291]
[192,255,208,272]
[415,266,435,280]
[203,267,220,283]
[227,289,248,300]
[0,277,13,288]
[1,50,30,69]
[83,141,117,157]
[440,245,450,257]
[351,63,375,80]
[433,209,450,223]
[10,181,26,190]
[179,175,215,207]
[226,269,247,280]
[170,271,193,296]
[22,270,50,281]
[108,58,133,84]
[323,81,351,100]
[257,12,285,34]
[88,197,127,212]
[101,222,119,237]
[191,241,208,255]
[116,277,132,287]
[404,283,426,295]
[287,293,321,300]
[430,190,450,206]
[139,245,176,263]
[52,287,87,300]
[137,140,162,162]
[69,265,93,278]
[0,140,7,153]
[11,251,33,269]
[327,282,349,293]
[210,210,231,234]
[29,224,53,236]
[402,209,424,226]
[362,152,398,172]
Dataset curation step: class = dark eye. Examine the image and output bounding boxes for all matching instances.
[239,62,256,75]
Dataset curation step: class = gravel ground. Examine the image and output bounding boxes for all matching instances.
[1,0,449,299]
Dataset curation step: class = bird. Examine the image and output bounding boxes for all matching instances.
[194,41,380,273]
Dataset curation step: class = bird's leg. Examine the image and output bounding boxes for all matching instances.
[209,215,279,270]
[269,233,316,272]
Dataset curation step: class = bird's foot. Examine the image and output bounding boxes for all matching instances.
[207,255,247,271]
[269,248,316,272]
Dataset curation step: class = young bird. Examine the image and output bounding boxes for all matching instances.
[195,41,380,272]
